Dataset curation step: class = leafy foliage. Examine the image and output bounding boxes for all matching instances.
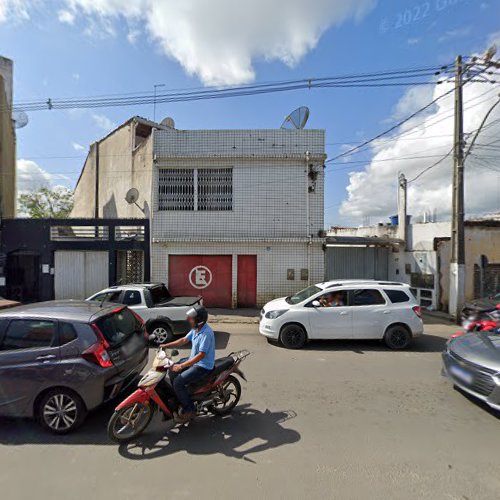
[18,187,74,219]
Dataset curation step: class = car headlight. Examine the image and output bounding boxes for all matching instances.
[265,310,288,319]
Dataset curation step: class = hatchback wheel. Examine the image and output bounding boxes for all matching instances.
[280,324,307,349]
[384,325,412,350]
[150,323,173,345]
[37,389,86,434]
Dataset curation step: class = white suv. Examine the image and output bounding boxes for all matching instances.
[259,280,423,349]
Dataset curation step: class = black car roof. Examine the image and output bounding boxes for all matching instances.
[0,300,120,323]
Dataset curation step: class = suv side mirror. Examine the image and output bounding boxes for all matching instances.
[312,300,321,308]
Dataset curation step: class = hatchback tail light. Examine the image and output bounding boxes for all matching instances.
[412,305,422,318]
[82,324,113,368]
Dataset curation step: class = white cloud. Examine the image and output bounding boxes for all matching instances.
[91,112,116,131]
[339,69,500,223]
[407,38,420,45]
[72,72,80,80]
[1,0,376,85]
[71,141,85,151]
[0,0,30,23]
[339,37,500,223]
[17,159,70,192]
[58,8,75,24]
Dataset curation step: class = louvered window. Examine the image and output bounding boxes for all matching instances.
[158,168,232,211]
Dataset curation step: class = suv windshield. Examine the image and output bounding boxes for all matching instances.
[150,285,172,305]
[94,308,142,346]
[286,285,321,305]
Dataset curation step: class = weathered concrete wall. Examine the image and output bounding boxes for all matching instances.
[71,121,153,219]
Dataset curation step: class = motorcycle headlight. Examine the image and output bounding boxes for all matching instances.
[265,309,288,319]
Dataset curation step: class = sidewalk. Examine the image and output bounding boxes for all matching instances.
[209,308,260,324]
[208,308,455,325]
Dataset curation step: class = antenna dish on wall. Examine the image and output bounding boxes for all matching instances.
[280,106,310,129]
[125,188,140,205]
[13,110,29,129]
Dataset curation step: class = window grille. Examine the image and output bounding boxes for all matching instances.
[158,167,232,211]
[158,168,195,211]
[198,168,233,211]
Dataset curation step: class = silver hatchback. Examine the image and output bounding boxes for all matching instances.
[0,300,149,433]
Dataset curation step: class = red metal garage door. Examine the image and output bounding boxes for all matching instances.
[168,255,232,308]
[237,255,257,308]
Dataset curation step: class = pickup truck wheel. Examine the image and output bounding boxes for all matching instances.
[150,323,173,345]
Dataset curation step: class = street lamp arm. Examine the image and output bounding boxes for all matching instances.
[464,94,500,161]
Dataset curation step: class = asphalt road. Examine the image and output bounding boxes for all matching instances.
[2,319,500,499]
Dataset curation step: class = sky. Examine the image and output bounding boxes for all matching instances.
[1,0,499,227]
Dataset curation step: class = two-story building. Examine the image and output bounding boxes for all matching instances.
[71,116,326,307]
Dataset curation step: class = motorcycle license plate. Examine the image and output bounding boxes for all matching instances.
[449,365,473,385]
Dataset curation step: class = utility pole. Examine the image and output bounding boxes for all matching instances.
[397,173,408,250]
[449,55,465,320]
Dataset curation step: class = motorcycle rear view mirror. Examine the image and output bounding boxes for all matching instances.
[170,349,179,357]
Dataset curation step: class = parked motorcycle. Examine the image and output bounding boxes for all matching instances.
[451,307,500,338]
[107,347,250,442]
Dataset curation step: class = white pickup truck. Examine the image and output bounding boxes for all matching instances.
[87,283,202,345]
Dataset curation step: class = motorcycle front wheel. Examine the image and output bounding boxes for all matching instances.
[107,403,153,443]
[209,375,241,416]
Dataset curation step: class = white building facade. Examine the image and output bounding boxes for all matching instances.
[71,119,326,308]
[151,128,326,308]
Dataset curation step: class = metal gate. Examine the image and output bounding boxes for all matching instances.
[54,250,109,299]
[325,246,389,281]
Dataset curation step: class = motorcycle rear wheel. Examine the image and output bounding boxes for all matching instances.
[108,403,153,443]
[209,375,241,416]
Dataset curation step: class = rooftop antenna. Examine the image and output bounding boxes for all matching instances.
[13,110,29,129]
[280,106,310,129]
[125,187,145,214]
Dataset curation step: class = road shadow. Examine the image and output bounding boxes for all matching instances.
[0,397,126,446]
[272,334,448,354]
[117,404,300,463]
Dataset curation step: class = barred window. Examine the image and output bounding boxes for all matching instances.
[158,168,195,211]
[158,167,232,211]
[198,168,232,211]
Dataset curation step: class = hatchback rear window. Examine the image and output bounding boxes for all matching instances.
[94,308,142,346]
[384,289,411,303]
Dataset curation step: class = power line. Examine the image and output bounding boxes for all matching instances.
[9,63,459,113]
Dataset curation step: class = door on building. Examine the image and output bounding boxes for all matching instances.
[54,250,109,299]
[168,255,232,308]
[237,255,257,308]
[6,251,40,303]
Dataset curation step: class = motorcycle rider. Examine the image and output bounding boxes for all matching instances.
[160,305,215,424]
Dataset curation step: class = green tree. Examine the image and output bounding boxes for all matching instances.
[18,187,74,218]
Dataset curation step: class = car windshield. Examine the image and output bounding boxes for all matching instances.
[150,285,172,305]
[94,308,142,347]
[286,285,321,305]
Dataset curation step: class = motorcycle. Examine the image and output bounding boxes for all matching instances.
[451,307,500,339]
[107,347,250,442]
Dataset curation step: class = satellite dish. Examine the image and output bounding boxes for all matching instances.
[280,106,310,129]
[13,110,29,129]
[161,116,175,128]
[125,188,140,205]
